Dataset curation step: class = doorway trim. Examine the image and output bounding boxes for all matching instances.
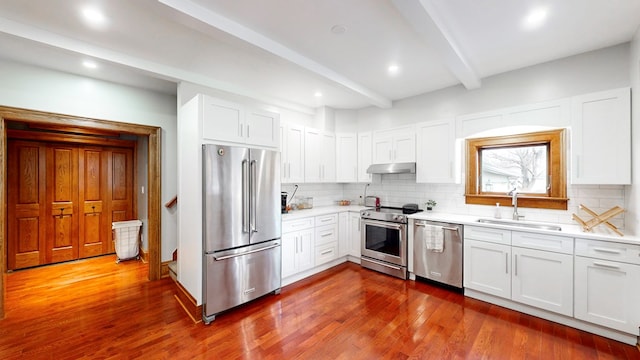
[0,105,163,319]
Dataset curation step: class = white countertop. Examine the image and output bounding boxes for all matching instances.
[282,205,640,245]
[282,205,366,220]
[408,211,640,246]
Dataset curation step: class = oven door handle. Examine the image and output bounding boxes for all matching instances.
[363,219,404,231]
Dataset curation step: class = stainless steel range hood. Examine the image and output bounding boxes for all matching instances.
[366,162,416,174]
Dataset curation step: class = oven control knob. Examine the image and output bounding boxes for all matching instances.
[395,215,404,222]
[363,212,369,217]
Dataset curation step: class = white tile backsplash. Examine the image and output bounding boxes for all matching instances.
[288,179,626,229]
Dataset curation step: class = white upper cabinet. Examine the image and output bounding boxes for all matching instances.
[201,94,279,148]
[358,132,373,183]
[416,119,458,184]
[245,108,280,147]
[571,87,631,185]
[305,128,336,183]
[372,125,416,164]
[280,122,305,183]
[335,133,358,183]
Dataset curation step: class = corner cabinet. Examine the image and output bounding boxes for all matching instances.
[416,119,458,183]
[335,133,358,183]
[372,125,415,164]
[571,87,631,184]
[357,132,373,183]
[201,95,280,148]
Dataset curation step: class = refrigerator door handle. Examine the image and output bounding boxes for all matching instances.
[250,159,258,233]
[242,159,250,233]
[213,243,280,261]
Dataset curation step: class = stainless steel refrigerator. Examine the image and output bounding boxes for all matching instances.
[202,144,282,324]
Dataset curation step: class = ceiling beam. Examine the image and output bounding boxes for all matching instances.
[392,0,481,90]
[0,16,316,115]
[158,0,393,109]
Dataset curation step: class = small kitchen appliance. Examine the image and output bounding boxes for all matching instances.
[364,196,380,208]
[281,192,288,213]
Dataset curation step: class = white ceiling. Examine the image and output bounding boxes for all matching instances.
[0,0,639,112]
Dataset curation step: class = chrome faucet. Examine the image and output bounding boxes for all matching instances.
[363,183,370,205]
[508,187,524,220]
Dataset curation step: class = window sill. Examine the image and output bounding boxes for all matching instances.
[465,194,569,210]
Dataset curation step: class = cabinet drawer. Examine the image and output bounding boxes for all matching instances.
[512,231,573,254]
[283,217,315,233]
[315,224,338,246]
[575,239,640,265]
[315,241,339,265]
[315,213,338,226]
[465,226,511,245]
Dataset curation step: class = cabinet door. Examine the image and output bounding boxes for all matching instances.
[511,247,573,316]
[463,239,511,299]
[416,119,456,183]
[281,232,297,278]
[357,132,372,182]
[571,87,630,184]
[246,108,279,148]
[202,96,244,144]
[297,228,315,272]
[336,133,358,182]
[392,129,416,163]
[321,132,336,182]
[283,124,305,183]
[349,213,361,258]
[372,133,394,164]
[304,128,322,182]
[574,256,640,334]
[338,212,349,257]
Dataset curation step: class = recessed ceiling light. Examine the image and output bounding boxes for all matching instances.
[388,64,400,75]
[523,7,548,30]
[314,91,323,97]
[330,25,347,35]
[81,7,108,28]
[83,60,98,69]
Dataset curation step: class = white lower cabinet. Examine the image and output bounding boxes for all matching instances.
[282,218,315,278]
[348,212,361,258]
[315,221,338,266]
[511,246,573,316]
[574,239,640,334]
[464,227,573,316]
[464,239,511,298]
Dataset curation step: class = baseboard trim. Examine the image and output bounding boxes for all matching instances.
[174,280,202,324]
[139,249,149,263]
[160,260,171,278]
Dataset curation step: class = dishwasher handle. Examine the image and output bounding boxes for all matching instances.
[415,222,459,232]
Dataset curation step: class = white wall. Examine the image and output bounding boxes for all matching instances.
[355,43,630,131]
[0,60,178,261]
[626,29,640,234]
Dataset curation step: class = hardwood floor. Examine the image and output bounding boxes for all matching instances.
[1,256,638,359]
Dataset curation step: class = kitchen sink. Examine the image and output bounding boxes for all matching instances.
[476,218,562,231]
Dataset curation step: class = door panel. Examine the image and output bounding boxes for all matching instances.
[108,148,133,253]
[79,148,106,258]
[8,141,47,270]
[47,146,78,263]
[249,148,281,244]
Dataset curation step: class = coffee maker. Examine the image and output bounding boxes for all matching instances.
[281,192,288,213]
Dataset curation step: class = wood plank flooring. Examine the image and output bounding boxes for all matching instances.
[1,255,639,359]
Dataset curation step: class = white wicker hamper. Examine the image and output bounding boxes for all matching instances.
[112,220,142,263]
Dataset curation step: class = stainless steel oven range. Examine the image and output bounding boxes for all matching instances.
[360,205,422,279]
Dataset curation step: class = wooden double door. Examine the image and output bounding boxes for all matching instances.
[8,140,134,270]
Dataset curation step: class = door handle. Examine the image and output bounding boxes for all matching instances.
[214,243,279,261]
[250,160,257,233]
[242,159,250,233]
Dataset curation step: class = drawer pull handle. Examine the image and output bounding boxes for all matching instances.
[593,247,621,254]
[593,261,620,269]
[321,249,333,255]
[320,232,332,237]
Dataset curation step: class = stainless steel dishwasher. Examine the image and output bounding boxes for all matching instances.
[413,219,463,288]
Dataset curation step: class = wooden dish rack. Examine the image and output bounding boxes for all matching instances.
[572,204,625,236]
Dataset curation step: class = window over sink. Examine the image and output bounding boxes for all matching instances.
[465,129,568,210]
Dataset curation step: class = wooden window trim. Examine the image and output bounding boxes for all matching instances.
[465,129,568,210]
